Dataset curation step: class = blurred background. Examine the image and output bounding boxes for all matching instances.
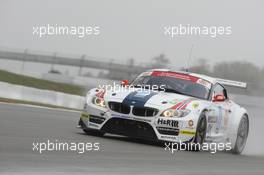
[0,0,263,96]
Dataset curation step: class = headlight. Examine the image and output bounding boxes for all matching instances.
[92,97,106,108]
[161,109,190,118]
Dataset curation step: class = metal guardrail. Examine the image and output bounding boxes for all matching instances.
[0,49,148,74]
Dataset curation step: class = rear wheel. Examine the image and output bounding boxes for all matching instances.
[232,115,249,154]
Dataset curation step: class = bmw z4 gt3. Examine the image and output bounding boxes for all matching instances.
[78,69,249,154]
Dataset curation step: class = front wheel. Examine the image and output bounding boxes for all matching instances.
[232,115,249,154]
[188,113,207,151]
[194,114,207,145]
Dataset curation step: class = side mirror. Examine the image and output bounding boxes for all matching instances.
[121,79,129,86]
[213,94,226,102]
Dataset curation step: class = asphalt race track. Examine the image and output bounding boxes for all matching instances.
[1,96,264,174]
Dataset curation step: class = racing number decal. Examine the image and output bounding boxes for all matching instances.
[207,105,225,135]
[215,106,230,133]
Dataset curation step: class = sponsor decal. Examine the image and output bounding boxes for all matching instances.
[151,71,199,82]
[150,71,211,90]
[180,130,196,136]
[188,120,194,127]
[192,102,199,109]
[208,116,217,123]
[156,118,179,128]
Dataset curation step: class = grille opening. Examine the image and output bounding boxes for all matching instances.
[89,115,105,124]
[108,102,130,114]
[101,118,157,140]
[108,101,158,117]
[132,107,158,117]
[156,127,179,136]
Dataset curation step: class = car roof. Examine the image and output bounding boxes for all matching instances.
[147,69,217,85]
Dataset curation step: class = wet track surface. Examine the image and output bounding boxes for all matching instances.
[0,95,264,174]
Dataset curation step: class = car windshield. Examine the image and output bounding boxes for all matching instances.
[131,72,211,100]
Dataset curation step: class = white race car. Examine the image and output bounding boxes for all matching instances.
[78,69,249,154]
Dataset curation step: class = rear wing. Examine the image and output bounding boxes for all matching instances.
[216,78,247,89]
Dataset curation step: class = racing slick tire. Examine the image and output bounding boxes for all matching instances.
[189,112,207,151]
[232,114,249,154]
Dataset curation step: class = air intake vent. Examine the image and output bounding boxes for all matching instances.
[108,102,130,114]
[132,107,158,117]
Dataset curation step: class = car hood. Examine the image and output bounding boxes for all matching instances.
[103,88,199,110]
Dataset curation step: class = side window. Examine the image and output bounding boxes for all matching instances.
[212,84,227,100]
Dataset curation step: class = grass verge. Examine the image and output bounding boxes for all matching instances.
[0,69,85,96]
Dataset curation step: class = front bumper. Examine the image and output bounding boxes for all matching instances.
[79,104,197,143]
